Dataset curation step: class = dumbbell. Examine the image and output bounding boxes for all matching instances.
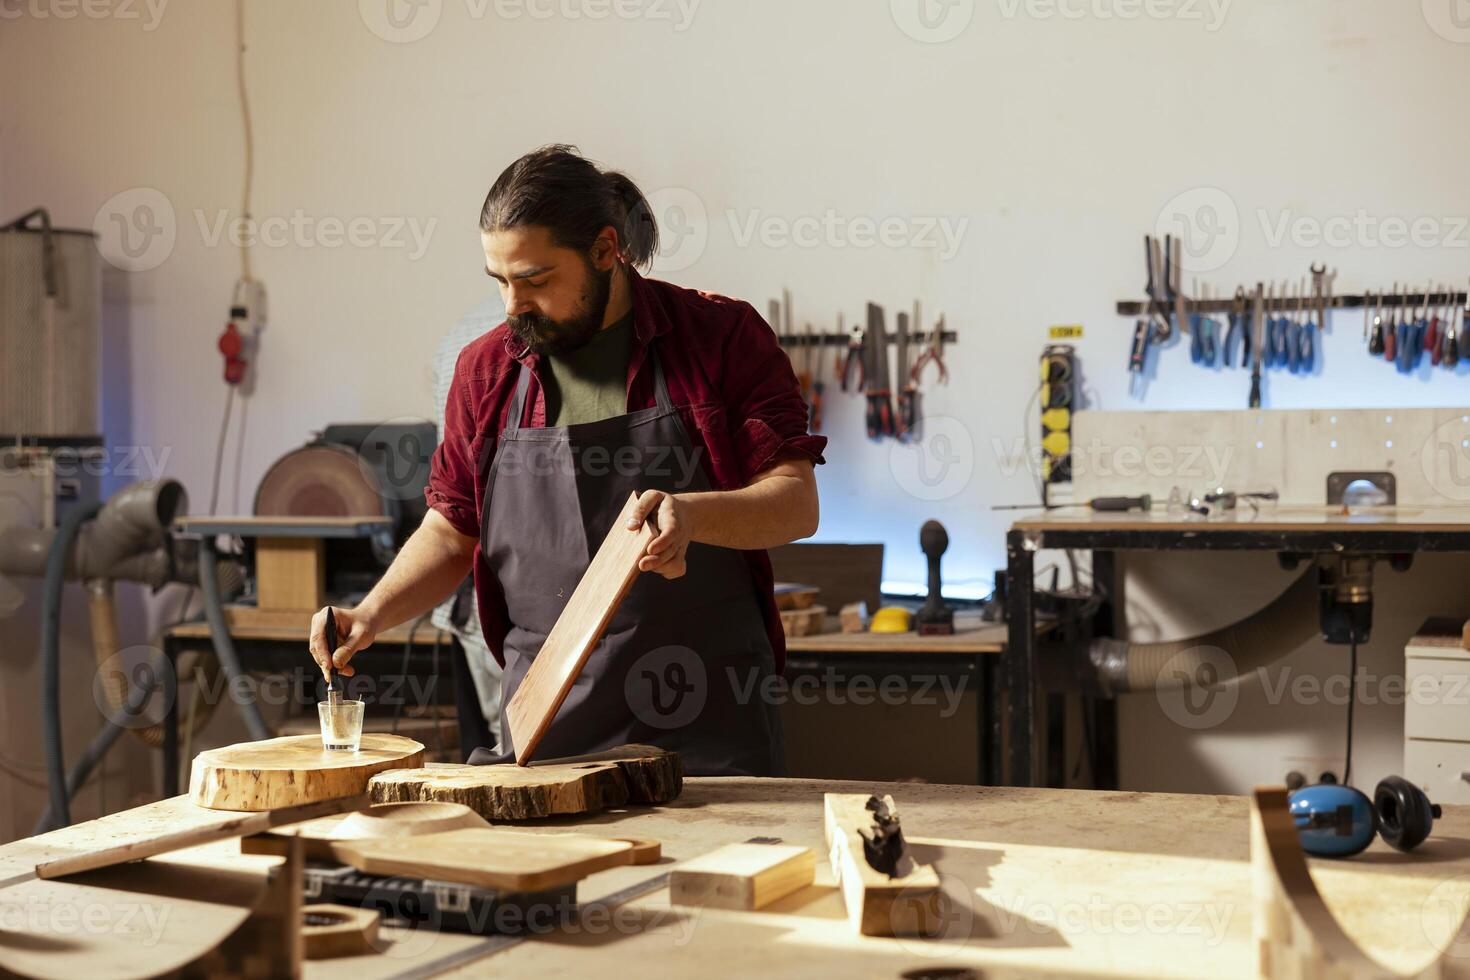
[1288,776,1441,858]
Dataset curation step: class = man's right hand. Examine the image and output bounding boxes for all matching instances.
[309,605,379,680]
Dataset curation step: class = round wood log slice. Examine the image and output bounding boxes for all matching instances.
[190,734,425,811]
[370,762,630,820]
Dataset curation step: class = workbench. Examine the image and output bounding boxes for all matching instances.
[1005,505,1470,789]
[784,621,1007,784]
[3,779,1467,978]
[160,618,465,796]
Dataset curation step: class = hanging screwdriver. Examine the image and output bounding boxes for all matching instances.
[1367,290,1385,356]
[1128,318,1151,396]
[1446,290,1463,368]
[1384,282,1399,364]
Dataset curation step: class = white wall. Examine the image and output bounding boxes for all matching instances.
[3,0,1470,800]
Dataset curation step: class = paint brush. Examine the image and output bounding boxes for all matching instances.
[324,608,340,708]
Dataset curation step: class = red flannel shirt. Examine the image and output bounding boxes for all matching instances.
[425,268,827,673]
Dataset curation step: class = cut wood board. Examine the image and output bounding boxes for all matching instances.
[190,733,425,811]
[505,491,655,765]
[334,827,634,892]
[669,842,815,910]
[823,793,942,937]
[242,801,490,861]
[369,744,683,820]
[34,792,370,880]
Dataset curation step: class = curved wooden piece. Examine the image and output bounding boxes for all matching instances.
[302,904,380,960]
[190,733,424,811]
[243,801,490,860]
[1252,786,1470,979]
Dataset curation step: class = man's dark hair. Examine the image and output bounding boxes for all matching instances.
[480,145,659,269]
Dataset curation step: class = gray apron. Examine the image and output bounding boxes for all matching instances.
[477,343,785,776]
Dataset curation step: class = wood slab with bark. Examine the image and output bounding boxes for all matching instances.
[504,491,655,765]
[189,733,424,811]
[369,744,682,821]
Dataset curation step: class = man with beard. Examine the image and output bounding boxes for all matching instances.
[308,145,825,775]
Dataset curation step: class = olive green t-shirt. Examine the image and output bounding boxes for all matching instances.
[542,311,634,426]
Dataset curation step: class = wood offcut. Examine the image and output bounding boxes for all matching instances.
[369,744,682,820]
[823,793,942,937]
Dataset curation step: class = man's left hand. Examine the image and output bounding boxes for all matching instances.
[628,489,695,579]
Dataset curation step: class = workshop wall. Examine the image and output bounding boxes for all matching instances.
[3,0,1470,801]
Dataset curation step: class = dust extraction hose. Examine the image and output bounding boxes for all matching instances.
[40,501,103,829]
[199,539,270,741]
[1087,566,1319,694]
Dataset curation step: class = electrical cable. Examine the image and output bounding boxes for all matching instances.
[391,616,427,735]
[1344,637,1358,787]
[207,385,235,517]
[235,0,254,286]
[199,537,271,741]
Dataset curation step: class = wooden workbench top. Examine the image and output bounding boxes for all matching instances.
[1011,504,1470,533]
[6,779,1468,978]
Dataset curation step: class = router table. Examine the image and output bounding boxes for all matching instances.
[1004,505,1470,789]
[2,778,1468,978]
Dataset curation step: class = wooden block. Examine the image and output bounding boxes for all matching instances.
[780,604,827,637]
[35,792,370,880]
[255,536,325,611]
[302,904,380,960]
[334,827,634,892]
[839,601,869,633]
[669,843,815,910]
[773,583,821,610]
[823,793,942,937]
[190,734,425,811]
[505,491,655,765]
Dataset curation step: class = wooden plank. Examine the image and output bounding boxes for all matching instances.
[669,842,815,910]
[33,792,370,880]
[823,792,942,937]
[190,734,424,811]
[785,619,1015,654]
[242,801,490,861]
[368,745,682,820]
[505,491,655,765]
[333,827,634,892]
[256,536,325,611]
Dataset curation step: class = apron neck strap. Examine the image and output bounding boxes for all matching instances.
[503,339,674,434]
